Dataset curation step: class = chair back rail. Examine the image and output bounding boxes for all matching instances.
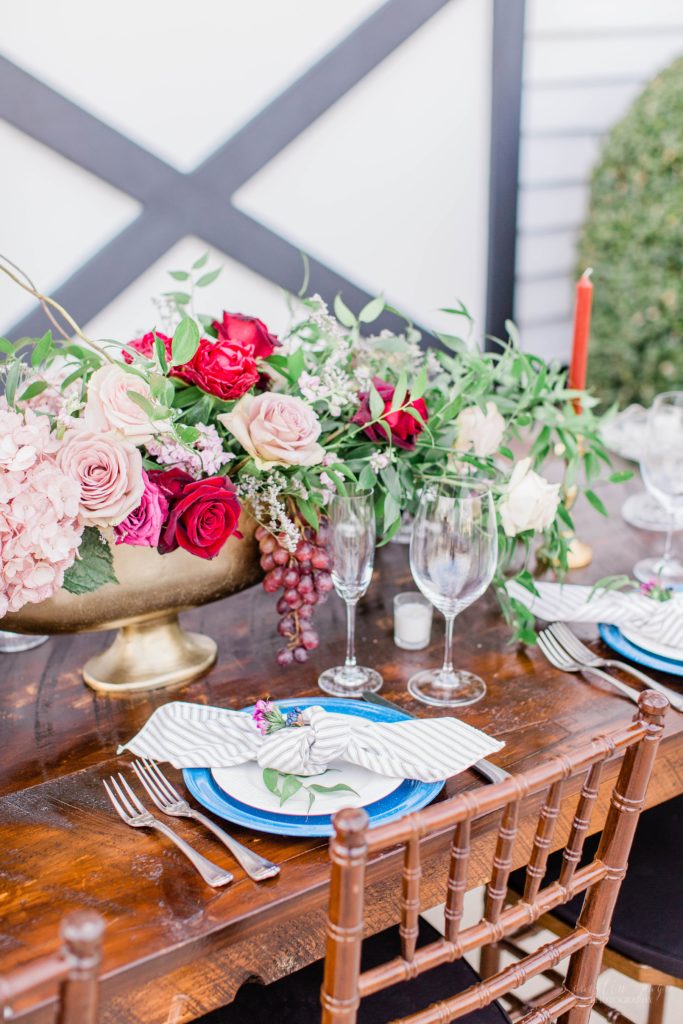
[320,690,668,1024]
[0,911,104,1023]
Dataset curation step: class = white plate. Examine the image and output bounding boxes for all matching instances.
[620,627,683,663]
[211,757,403,817]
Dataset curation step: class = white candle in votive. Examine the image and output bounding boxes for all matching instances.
[394,599,433,650]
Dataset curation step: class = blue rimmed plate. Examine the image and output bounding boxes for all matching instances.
[183,697,445,838]
[599,623,683,677]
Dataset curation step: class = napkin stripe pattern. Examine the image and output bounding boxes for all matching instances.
[507,580,683,648]
[119,701,504,783]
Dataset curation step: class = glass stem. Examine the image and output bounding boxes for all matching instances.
[344,599,358,669]
[662,517,675,572]
[441,614,455,675]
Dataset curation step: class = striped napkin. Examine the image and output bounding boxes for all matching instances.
[118,702,504,783]
[507,580,683,648]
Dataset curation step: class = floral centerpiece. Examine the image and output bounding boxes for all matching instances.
[0,255,624,667]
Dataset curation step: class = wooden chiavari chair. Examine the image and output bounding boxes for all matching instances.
[320,690,668,1024]
[0,910,104,1023]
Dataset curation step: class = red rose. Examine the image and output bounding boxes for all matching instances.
[352,377,428,451]
[212,311,279,359]
[150,470,242,559]
[184,337,259,401]
[124,331,193,383]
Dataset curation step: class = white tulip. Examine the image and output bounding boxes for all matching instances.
[455,401,505,457]
[499,458,561,537]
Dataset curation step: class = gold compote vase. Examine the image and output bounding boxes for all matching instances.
[3,513,260,694]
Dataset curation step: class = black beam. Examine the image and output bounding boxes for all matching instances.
[485,0,526,350]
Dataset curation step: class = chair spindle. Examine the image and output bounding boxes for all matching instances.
[484,798,521,924]
[400,830,422,962]
[523,781,564,903]
[444,820,471,943]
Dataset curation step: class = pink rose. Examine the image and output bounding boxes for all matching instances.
[84,364,164,444]
[218,393,324,469]
[58,430,145,528]
[113,471,168,547]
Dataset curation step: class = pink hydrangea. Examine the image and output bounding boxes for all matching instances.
[0,409,83,616]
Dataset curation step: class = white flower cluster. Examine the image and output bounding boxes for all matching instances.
[299,368,359,418]
[236,471,302,551]
[357,329,424,376]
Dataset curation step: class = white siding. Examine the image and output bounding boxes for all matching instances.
[516,0,683,361]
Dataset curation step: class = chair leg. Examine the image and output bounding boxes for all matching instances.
[479,942,502,979]
[646,985,666,1024]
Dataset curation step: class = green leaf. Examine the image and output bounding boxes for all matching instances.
[608,470,634,484]
[4,360,21,406]
[358,464,377,490]
[410,365,428,401]
[196,267,222,288]
[168,270,189,281]
[62,527,118,596]
[297,497,320,530]
[0,337,15,355]
[391,370,408,412]
[192,251,209,270]
[279,774,303,807]
[154,336,169,374]
[127,389,157,418]
[383,492,401,530]
[368,381,385,421]
[585,489,608,517]
[165,291,191,305]
[307,782,359,797]
[171,317,200,366]
[358,294,384,323]
[30,330,53,368]
[18,380,49,402]
[262,768,281,796]
[334,294,356,329]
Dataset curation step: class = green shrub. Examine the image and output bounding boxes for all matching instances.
[578,55,683,407]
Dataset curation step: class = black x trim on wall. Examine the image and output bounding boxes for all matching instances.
[1,0,525,348]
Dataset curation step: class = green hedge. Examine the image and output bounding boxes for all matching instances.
[578,55,683,407]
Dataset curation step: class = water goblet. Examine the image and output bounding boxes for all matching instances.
[318,490,383,696]
[634,391,683,586]
[408,478,498,707]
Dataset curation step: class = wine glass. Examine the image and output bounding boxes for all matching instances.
[408,478,497,707]
[634,391,683,586]
[318,490,383,697]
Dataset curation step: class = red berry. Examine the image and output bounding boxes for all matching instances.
[316,572,334,593]
[316,591,329,605]
[298,575,313,594]
[276,647,294,666]
[260,553,275,572]
[295,541,313,562]
[263,569,283,593]
[293,647,308,663]
[255,525,267,541]
[283,568,300,589]
[276,596,289,615]
[302,590,319,605]
[272,547,289,566]
[301,630,319,650]
[284,589,302,608]
[299,603,314,620]
[311,549,330,570]
[260,536,276,554]
[277,614,296,636]
[299,561,312,574]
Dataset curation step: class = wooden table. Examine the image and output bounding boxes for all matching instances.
[2,477,683,1023]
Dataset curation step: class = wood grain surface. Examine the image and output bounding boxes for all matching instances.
[1,475,682,1023]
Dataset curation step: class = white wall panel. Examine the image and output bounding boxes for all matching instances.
[526,33,683,84]
[0,122,140,334]
[523,81,644,135]
[516,228,578,279]
[518,185,587,233]
[234,0,492,341]
[520,136,601,187]
[528,0,683,35]
[515,276,573,325]
[3,0,383,170]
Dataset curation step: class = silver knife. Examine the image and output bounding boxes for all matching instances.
[360,691,511,785]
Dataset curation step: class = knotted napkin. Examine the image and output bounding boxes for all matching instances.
[507,580,683,648]
[118,702,504,783]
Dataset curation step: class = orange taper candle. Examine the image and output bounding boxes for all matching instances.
[568,268,593,393]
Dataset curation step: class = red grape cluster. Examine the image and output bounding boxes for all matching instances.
[256,524,334,665]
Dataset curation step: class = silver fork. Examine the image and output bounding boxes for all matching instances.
[537,629,644,708]
[548,622,683,714]
[132,759,280,882]
[103,773,233,888]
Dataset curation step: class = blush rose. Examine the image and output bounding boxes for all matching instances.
[58,429,145,528]
[219,393,325,469]
[84,364,164,444]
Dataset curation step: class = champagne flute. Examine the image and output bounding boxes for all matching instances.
[634,391,683,585]
[408,478,497,707]
[318,490,382,697]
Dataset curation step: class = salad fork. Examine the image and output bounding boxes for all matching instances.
[132,758,280,881]
[547,622,683,713]
[103,773,233,887]
[537,629,644,708]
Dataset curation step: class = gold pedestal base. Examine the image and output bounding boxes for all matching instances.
[83,614,217,693]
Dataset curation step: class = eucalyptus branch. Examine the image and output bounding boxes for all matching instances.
[0,256,114,363]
